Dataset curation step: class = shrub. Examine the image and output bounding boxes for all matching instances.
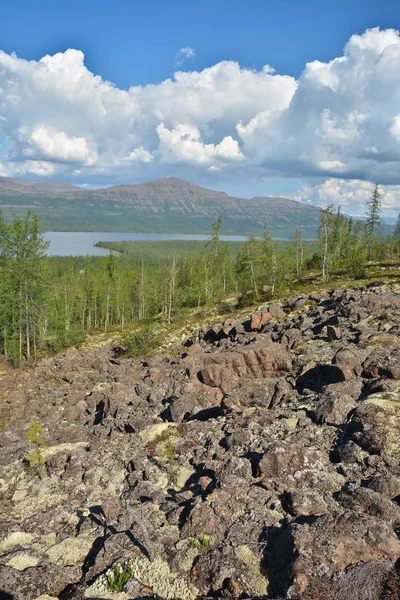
[24,420,48,473]
[122,322,158,358]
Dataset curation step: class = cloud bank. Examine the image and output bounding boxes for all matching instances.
[1,27,400,216]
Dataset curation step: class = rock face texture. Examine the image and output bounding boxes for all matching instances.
[0,282,400,600]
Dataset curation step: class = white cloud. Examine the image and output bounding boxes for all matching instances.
[318,160,347,173]
[23,126,97,165]
[156,122,244,168]
[175,47,195,66]
[0,29,400,216]
[315,178,399,218]
[128,147,154,163]
[289,185,314,204]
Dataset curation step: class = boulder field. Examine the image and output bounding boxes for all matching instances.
[0,281,399,600]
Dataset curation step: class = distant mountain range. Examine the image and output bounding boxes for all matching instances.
[0,175,323,237]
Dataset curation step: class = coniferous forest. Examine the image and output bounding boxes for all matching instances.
[0,186,399,367]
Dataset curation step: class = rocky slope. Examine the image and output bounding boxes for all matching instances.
[0,282,399,600]
[0,176,320,236]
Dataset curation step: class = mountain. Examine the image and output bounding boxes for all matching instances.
[0,176,80,195]
[0,175,321,237]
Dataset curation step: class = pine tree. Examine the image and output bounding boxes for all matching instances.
[365,184,382,260]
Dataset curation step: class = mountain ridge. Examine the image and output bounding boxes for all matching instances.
[0,175,321,236]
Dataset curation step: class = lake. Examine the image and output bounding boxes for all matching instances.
[43,231,252,256]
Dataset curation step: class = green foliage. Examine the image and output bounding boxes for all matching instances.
[187,533,211,552]
[198,533,211,550]
[164,439,176,463]
[0,211,49,365]
[365,183,382,260]
[122,322,158,358]
[0,209,398,368]
[394,213,400,240]
[106,563,133,591]
[24,420,47,471]
[306,252,322,271]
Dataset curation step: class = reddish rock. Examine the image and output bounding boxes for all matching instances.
[199,342,292,393]
[250,309,271,330]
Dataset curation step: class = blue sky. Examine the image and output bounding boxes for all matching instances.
[1,0,400,216]
[2,0,400,88]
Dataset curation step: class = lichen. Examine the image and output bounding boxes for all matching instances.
[46,534,96,566]
[234,544,268,595]
[0,531,33,553]
[140,422,177,444]
[5,553,40,570]
[87,556,199,600]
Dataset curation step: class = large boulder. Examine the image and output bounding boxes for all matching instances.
[350,391,400,460]
[199,342,292,394]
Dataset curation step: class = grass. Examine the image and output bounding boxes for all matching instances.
[106,563,133,591]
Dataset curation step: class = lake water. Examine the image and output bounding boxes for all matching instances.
[43,231,252,256]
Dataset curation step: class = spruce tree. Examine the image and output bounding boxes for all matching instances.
[365,184,382,260]
[394,212,400,239]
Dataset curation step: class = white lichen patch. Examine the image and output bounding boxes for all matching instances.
[42,441,89,459]
[5,553,40,570]
[10,473,68,521]
[0,531,33,553]
[46,534,96,566]
[87,556,199,600]
[234,544,268,595]
[140,422,177,443]
[171,465,195,490]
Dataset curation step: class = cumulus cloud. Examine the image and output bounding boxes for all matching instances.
[1,28,400,216]
[175,47,195,66]
[316,178,400,217]
[287,178,399,219]
[156,123,244,168]
[22,126,97,165]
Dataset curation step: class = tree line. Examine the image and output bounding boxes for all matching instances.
[0,184,399,366]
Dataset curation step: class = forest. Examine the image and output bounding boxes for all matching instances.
[0,184,399,366]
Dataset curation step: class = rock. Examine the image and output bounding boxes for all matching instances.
[259,441,312,481]
[286,489,328,516]
[350,391,400,460]
[1,282,400,600]
[336,487,400,523]
[362,348,400,379]
[332,347,367,380]
[268,303,286,319]
[365,474,400,499]
[250,309,271,330]
[332,561,397,600]
[314,390,356,425]
[327,325,342,341]
[266,512,400,599]
[199,341,292,393]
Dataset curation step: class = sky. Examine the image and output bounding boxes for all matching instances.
[1,0,400,218]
